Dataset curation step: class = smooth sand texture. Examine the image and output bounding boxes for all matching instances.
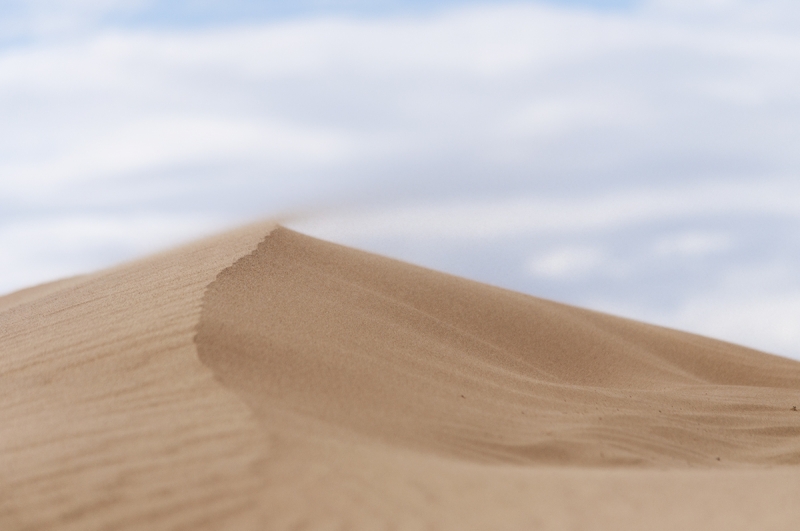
[3,223,800,530]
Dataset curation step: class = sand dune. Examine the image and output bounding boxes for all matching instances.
[2,223,800,530]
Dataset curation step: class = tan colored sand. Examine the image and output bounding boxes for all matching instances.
[2,223,800,530]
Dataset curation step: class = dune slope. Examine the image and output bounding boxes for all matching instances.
[3,223,800,530]
[0,222,276,530]
[197,226,800,468]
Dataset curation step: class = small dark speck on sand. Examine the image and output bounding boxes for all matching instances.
[793,406,797,411]
[461,395,465,399]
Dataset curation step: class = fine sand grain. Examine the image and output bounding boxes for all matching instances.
[2,223,800,530]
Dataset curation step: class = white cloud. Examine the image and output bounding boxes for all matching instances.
[2,115,359,197]
[508,95,646,137]
[289,180,800,241]
[670,294,800,356]
[2,4,800,212]
[652,231,732,257]
[527,245,609,279]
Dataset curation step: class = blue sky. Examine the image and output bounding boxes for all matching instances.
[4,0,800,358]
[0,0,636,29]
[116,0,636,24]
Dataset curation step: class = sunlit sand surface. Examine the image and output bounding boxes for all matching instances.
[2,223,800,530]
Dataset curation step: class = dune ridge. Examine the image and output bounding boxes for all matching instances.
[2,222,800,529]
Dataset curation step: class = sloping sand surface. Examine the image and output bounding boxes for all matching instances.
[3,223,800,529]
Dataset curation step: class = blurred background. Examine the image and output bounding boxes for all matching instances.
[3,0,800,358]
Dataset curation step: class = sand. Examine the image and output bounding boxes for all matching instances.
[2,223,800,530]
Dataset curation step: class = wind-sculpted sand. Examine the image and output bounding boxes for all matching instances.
[2,223,800,530]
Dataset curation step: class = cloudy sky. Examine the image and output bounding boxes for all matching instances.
[4,0,800,359]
